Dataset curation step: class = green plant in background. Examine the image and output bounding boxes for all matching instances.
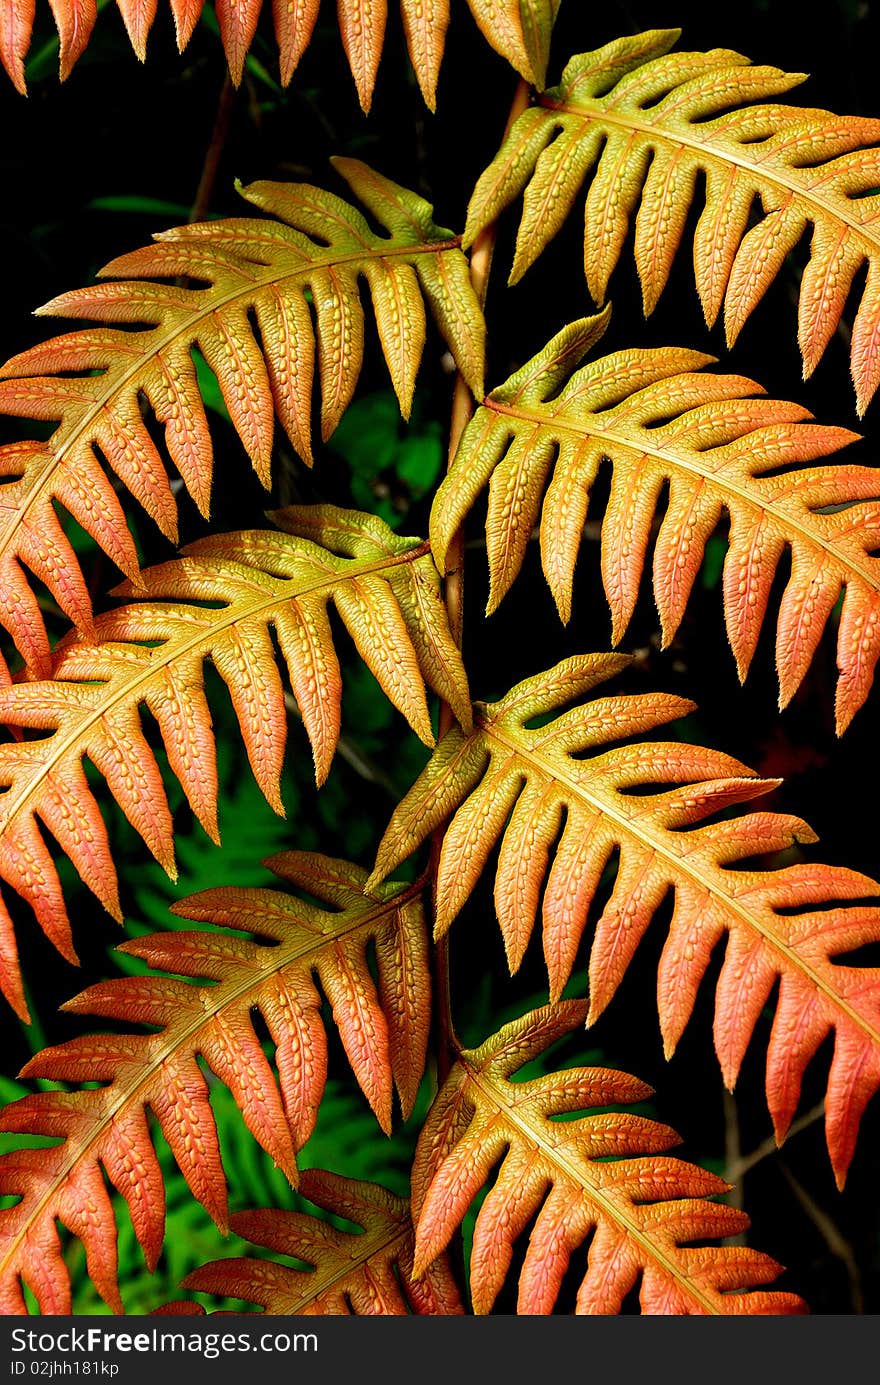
[1,0,880,1316]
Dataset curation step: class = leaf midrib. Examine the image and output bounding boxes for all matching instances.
[482,716,880,1049]
[487,397,880,591]
[0,233,460,571]
[0,880,423,1287]
[464,1060,724,1315]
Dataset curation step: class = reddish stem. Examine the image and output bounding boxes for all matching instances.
[189,74,236,224]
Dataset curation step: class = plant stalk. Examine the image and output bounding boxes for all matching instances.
[189,74,236,224]
[431,77,531,1083]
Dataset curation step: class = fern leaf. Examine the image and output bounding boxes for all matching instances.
[0,161,483,675]
[369,655,880,1186]
[430,312,880,732]
[465,0,560,91]
[0,0,35,91]
[174,1171,463,1314]
[399,0,448,110]
[0,854,430,1314]
[0,505,469,1019]
[2,0,555,102]
[412,1002,804,1314]
[465,28,880,413]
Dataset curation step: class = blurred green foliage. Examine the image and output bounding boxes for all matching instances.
[329,390,445,529]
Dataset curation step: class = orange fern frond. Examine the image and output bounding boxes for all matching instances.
[369,655,880,1187]
[430,312,880,732]
[465,28,880,413]
[0,159,483,675]
[0,854,430,1314]
[174,1171,463,1314]
[411,1003,804,1314]
[1,0,556,104]
[0,505,469,1019]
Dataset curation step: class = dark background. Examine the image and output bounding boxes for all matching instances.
[1,0,879,1315]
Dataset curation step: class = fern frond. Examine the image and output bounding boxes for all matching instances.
[0,160,483,675]
[412,1002,804,1314]
[431,312,880,732]
[369,655,880,1187]
[173,1171,463,1314]
[0,505,469,1019]
[0,854,430,1314]
[465,28,880,413]
[1,0,556,104]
